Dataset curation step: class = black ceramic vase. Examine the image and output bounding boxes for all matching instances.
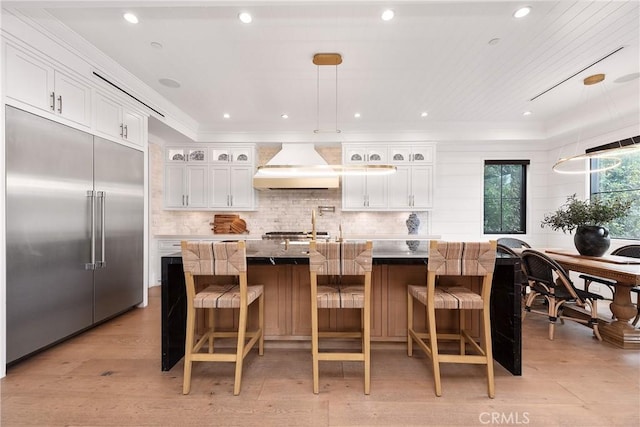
[573,225,610,257]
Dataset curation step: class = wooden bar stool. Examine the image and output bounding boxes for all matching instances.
[309,240,373,394]
[181,240,264,395]
[407,240,497,398]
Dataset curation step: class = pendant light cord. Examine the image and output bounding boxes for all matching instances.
[335,63,339,133]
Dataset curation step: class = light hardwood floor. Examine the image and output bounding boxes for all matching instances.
[1,286,638,426]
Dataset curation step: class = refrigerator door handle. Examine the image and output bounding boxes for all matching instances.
[85,190,96,270]
[97,191,106,268]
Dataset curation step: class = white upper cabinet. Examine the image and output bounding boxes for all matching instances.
[164,164,208,209]
[387,165,434,209]
[5,44,91,127]
[342,142,436,211]
[209,166,255,209]
[342,143,389,211]
[166,147,207,163]
[342,174,388,209]
[389,144,435,163]
[210,147,253,164]
[344,145,388,164]
[164,144,256,211]
[94,91,145,146]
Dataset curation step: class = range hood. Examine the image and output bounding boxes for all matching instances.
[253,144,339,189]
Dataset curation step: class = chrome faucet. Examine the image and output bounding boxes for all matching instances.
[311,209,317,241]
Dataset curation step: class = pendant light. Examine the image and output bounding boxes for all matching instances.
[257,53,396,177]
[553,73,640,174]
[312,53,342,134]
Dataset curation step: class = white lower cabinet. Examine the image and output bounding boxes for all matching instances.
[164,165,208,208]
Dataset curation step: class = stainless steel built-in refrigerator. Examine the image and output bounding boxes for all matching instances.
[5,106,143,364]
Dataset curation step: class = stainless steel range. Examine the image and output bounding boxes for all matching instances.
[262,231,330,240]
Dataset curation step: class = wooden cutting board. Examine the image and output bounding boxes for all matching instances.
[210,214,238,234]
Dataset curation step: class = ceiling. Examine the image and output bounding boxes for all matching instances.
[6,1,640,143]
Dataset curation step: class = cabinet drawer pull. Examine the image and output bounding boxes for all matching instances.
[124,125,128,139]
[57,95,62,114]
[120,124,124,137]
[50,92,55,111]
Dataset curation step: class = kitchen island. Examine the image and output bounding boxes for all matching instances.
[161,240,524,375]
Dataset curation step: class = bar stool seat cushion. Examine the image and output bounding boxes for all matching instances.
[194,284,264,309]
[408,285,483,310]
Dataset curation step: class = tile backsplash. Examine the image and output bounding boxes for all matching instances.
[150,142,430,237]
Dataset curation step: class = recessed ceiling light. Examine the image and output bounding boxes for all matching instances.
[421,112,428,117]
[513,7,531,18]
[159,78,181,88]
[238,12,252,24]
[281,114,289,119]
[223,113,230,119]
[354,113,361,118]
[523,111,532,116]
[381,9,395,21]
[150,41,163,50]
[123,13,139,24]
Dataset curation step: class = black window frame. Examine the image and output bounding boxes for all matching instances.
[588,135,640,241]
[483,160,529,235]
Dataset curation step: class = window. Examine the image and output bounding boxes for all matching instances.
[589,136,640,240]
[484,160,529,234]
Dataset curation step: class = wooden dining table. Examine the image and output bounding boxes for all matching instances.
[542,249,640,349]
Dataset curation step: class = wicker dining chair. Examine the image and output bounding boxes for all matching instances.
[521,249,603,341]
[497,237,531,249]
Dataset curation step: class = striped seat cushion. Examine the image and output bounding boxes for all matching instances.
[316,285,365,309]
[194,284,264,309]
[408,285,483,310]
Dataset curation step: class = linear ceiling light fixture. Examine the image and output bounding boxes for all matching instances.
[552,73,639,174]
[530,47,625,102]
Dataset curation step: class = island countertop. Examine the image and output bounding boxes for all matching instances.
[157,237,440,263]
[164,239,430,264]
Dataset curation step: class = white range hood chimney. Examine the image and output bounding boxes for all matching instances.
[253,143,339,190]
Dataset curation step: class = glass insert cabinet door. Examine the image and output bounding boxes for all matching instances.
[210,147,252,163]
[344,146,388,164]
[166,148,207,163]
[389,145,434,163]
